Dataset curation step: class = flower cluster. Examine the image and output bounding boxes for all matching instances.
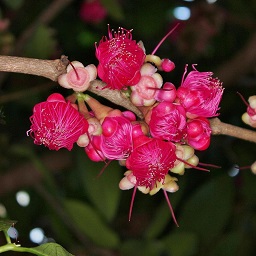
[28,26,224,225]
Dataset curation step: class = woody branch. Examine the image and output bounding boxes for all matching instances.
[0,55,255,143]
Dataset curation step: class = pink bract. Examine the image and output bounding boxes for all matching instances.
[149,102,187,142]
[28,93,89,151]
[126,136,176,189]
[95,26,146,90]
[177,65,224,118]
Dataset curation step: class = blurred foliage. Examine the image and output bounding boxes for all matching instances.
[0,0,256,255]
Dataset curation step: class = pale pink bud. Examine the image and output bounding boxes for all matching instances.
[160,59,175,72]
[58,61,97,92]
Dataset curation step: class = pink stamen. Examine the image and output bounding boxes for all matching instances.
[97,160,112,178]
[198,162,221,169]
[151,23,180,55]
[163,190,179,227]
[177,157,210,172]
[237,92,249,107]
[129,186,137,221]
[69,61,80,80]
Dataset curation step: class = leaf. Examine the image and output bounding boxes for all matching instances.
[162,231,199,256]
[29,243,73,256]
[178,174,234,247]
[64,198,120,249]
[23,25,56,59]
[77,151,122,222]
[100,0,124,21]
[0,219,17,232]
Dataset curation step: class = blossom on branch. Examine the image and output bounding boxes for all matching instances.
[176,65,224,118]
[95,26,146,90]
[28,93,89,151]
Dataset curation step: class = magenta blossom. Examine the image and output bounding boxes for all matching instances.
[126,135,176,189]
[149,102,187,142]
[28,93,89,151]
[186,117,211,150]
[100,115,134,160]
[95,26,146,90]
[177,65,224,118]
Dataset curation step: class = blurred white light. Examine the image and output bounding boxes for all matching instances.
[16,191,30,207]
[0,204,7,217]
[173,7,191,20]
[206,0,217,3]
[7,227,18,239]
[183,0,194,2]
[29,228,45,244]
[228,166,240,177]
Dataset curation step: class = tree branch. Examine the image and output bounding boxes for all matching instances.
[0,55,69,81]
[210,117,256,143]
[0,55,255,143]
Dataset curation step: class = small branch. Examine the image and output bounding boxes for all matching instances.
[88,80,143,119]
[0,54,143,118]
[0,55,68,81]
[210,117,256,143]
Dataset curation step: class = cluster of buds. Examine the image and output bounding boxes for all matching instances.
[28,26,224,225]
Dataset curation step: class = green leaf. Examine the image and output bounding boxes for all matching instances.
[64,198,120,249]
[178,174,234,247]
[162,231,199,256]
[101,0,124,21]
[23,25,56,59]
[29,243,73,256]
[77,151,122,222]
[0,219,17,232]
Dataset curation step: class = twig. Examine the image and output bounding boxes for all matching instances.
[0,55,143,118]
[210,117,256,143]
[0,55,69,81]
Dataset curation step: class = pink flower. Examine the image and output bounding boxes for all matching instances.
[100,115,134,160]
[126,136,177,189]
[28,93,89,151]
[58,61,97,92]
[130,63,163,106]
[149,102,187,142]
[186,117,211,150]
[79,0,107,24]
[95,26,146,90]
[176,65,224,118]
